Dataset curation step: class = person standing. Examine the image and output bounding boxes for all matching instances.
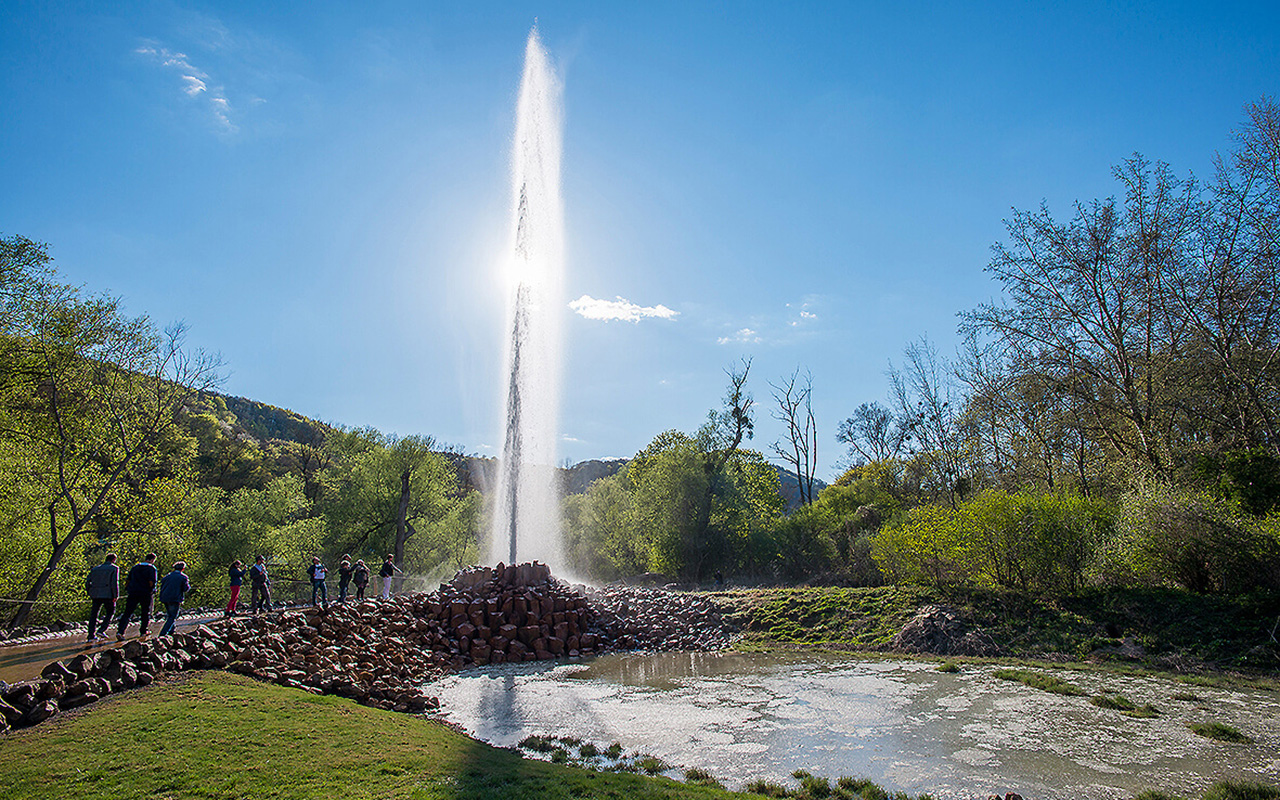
[85,553,119,642]
[352,559,370,601]
[248,555,271,614]
[307,556,328,607]
[157,561,191,637]
[116,553,159,641]
[337,557,353,602]
[379,554,401,600]
[226,559,246,617]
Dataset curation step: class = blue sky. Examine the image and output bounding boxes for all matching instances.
[3,1,1277,480]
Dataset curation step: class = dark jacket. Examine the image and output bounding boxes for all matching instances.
[86,562,119,600]
[379,561,396,578]
[248,563,269,586]
[125,562,159,597]
[229,566,247,587]
[338,564,353,586]
[158,570,191,604]
[352,565,370,586]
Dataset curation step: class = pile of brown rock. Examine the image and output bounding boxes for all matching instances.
[588,584,732,651]
[889,604,998,657]
[0,631,211,732]
[2,562,738,732]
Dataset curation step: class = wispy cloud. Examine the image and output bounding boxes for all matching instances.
[718,328,761,345]
[136,40,236,133]
[569,295,678,323]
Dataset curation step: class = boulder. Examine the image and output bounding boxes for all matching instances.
[67,653,98,680]
[22,699,59,725]
[0,699,24,726]
[40,661,75,682]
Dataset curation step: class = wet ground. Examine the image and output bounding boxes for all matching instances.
[0,612,222,685]
[431,652,1280,799]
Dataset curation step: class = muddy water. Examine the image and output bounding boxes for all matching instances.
[432,652,1280,799]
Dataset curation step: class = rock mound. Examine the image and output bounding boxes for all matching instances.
[889,605,998,657]
[4,562,736,731]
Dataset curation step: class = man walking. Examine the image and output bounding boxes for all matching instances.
[157,561,191,637]
[116,553,159,641]
[248,555,271,614]
[85,553,119,641]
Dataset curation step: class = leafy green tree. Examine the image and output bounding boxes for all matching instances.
[0,236,220,627]
[320,428,476,585]
[562,471,644,580]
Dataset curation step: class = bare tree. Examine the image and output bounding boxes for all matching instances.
[961,156,1200,479]
[837,401,905,465]
[771,368,818,505]
[888,335,970,506]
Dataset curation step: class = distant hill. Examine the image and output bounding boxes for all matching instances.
[771,464,828,511]
[200,394,823,510]
[216,393,330,446]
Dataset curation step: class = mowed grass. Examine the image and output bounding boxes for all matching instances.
[0,671,749,800]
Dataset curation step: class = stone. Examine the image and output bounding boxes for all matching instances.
[41,661,75,682]
[3,683,36,712]
[0,699,24,726]
[67,654,98,679]
[59,691,100,710]
[23,699,59,725]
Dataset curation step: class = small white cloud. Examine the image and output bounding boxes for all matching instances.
[561,435,583,443]
[800,310,817,319]
[569,295,678,323]
[136,40,237,133]
[718,328,761,345]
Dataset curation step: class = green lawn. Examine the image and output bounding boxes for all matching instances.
[0,671,749,800]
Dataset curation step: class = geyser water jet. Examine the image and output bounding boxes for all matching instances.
[490,28,564,569]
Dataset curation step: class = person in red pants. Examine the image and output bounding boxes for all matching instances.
[226,559,246,617]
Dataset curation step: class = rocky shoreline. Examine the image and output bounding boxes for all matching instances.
[0,562,736,733]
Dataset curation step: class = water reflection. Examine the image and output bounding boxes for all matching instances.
[431,653,1280,800]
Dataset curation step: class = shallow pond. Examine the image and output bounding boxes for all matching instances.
[432,652,1280,799]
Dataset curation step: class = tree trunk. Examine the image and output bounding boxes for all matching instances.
[393,468,412,593]
[8,505,78,629]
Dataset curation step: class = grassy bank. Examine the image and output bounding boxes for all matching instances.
[2,670,1277,800]
[0,671,748,800]
[719,585,1280,674]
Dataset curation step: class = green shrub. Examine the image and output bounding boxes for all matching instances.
[993,668,1085,695]
[637,755,671,774]
[1092,693,1136,711]
[684,768,724,789]
[936,661,960,673]
[746,780,793,797]
[1104,485,1280,594]
[871,490,1113,592]
[1202,780,1280,800]
[1188,722,1253,743]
